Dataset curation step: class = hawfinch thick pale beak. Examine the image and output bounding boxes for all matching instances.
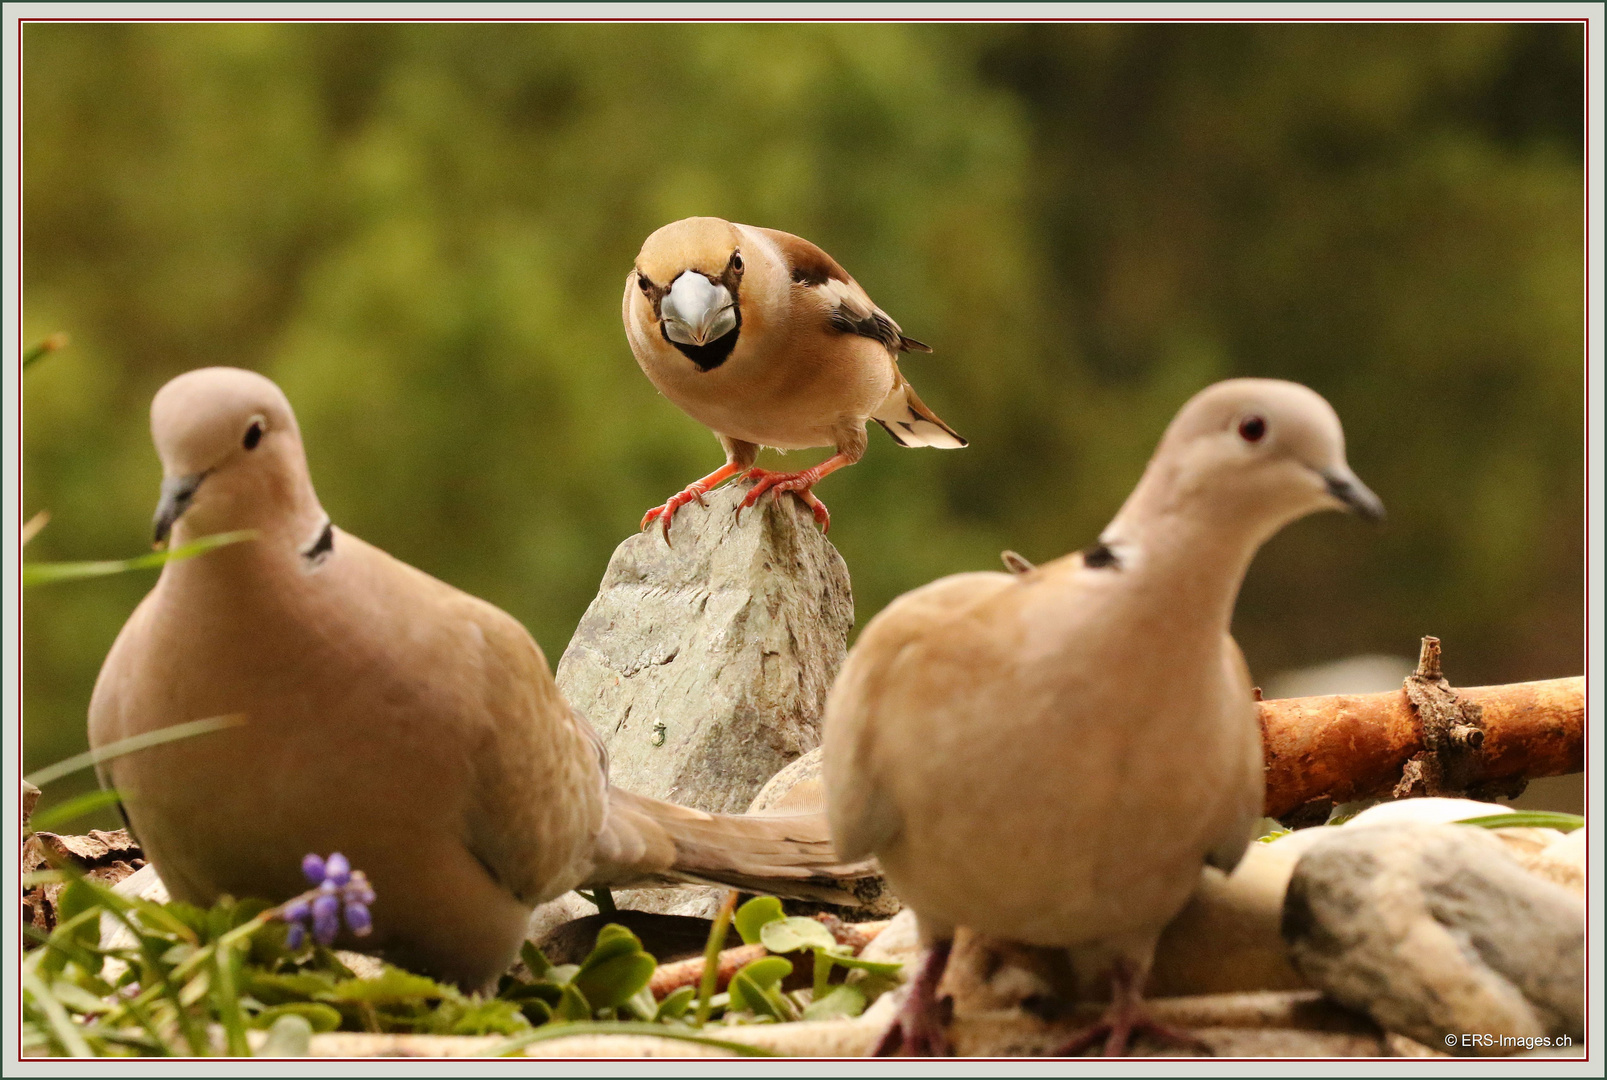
[660,272,737,347]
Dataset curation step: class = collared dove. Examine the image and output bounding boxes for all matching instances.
[822,378,1384,1056]
[88,367,874,990]
[624,217,965,536]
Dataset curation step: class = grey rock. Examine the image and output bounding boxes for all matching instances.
[556,481,853,815]
[748,746,826,815]
[1282,822,1584,1054]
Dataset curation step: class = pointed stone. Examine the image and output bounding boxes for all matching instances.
[556,481,853,815]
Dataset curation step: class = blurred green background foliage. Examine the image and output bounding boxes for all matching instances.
[23,24,1583,805]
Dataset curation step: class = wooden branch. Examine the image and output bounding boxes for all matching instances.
[645,919,893,999]
[647,943,766,999]
[1260,674,1582,819]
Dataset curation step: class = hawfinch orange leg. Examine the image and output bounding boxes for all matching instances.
[642,461,745,539]
[735,452,854,533]
[1051,960,1213,1057]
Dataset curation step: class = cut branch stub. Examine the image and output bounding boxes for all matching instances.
[1259,649,1581,820]
[1392,636,1506,801]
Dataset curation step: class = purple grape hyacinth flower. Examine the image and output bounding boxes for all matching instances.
[278,851,375,948]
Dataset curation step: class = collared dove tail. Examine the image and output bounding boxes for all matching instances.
[587,789,879,903]
[824,378,1383,1056]
[89,367,876,992]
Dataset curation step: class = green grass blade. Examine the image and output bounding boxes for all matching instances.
[1455,811,1584,832]
[23,529,257,587]
[28,788,127,833]
[213,940,252,1056]
[487,1020,775,1057]
[696,891,738,1028]
[23,967,95,1057]
[23,332,68,369]
[26,714,247,788]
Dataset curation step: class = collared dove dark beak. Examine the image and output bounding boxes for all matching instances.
[152,472,207,546]
[1323,469,1385,521]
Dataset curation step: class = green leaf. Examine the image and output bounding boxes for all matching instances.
[620,985,659,1022]
[25,714,248,789]
[443,997,530,1036]
[48,980,115,1016]
[553,982,591,1022]
[55,880,103,944]
[802,983,866,1021]
[733,896,785,946]
[759,916,836,954]
[654,985,695,1022]
[251,1001,343,1033]
[258,1013,313,1056]
[821,945,902,977]
[519,940,553,980]
[513,996,552,1026]
[580,923,646,967]
[501,982,563,1007]
[23,529,259,588]
[726,956,794,1020]
[321,968,454,1005]
[572,924,657,1009]
[1456,811,1584,832]
[22,967,94,1058]
[243,969,337,1006]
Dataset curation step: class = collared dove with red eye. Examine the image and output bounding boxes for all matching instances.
[624,217,966,537]
[821,379,1384,1056]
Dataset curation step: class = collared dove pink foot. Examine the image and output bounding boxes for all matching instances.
[88,367,876,991]
[823,378,1384,1057]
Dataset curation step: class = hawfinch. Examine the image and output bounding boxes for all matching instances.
[624,217,966,535]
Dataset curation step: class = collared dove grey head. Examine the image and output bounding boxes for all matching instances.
[148,367,321,547]
[1111,378,1383,555]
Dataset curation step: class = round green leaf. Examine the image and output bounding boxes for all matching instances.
[733,896,785,945]
[251,1001,343,1033]
[802,984,866,1021]
[759,916,836,954]
[572,952,656,1009]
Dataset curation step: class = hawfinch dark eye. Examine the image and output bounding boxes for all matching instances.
[730,251,744,273]
[1237,416,1267,443]
[243,420,265,450]
[637,273,653,293]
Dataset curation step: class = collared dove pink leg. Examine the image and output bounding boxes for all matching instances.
[1052,958,1214,1057]
[871,937,955,1057]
